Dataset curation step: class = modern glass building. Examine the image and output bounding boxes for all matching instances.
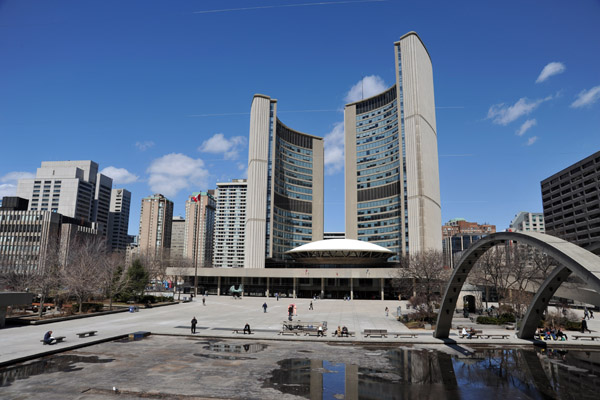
[245,94,324,268]
[344,32,441,260]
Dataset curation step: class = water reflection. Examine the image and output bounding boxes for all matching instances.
[202,342,267,354]
[0,354,114,387]
[264,348,600,399]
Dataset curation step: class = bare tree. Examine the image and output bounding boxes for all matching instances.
[166,254,192,300]
[62,236,106,313]
[31,240,62,318]
[98,250,129,310]
[392,250,449,313]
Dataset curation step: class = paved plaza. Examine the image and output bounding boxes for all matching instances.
[2,296,600,367]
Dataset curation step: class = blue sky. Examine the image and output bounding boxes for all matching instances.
[1,0,599,235]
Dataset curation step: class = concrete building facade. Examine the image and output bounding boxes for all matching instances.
[170,216,186,259]
[344,32,441,260]
[245,94,324,268]
[541,151,600,254]
[16,160,113,237]
[138,194,173,258]
[213,179,246,268]
[184,192,215,269]
[108,188,131,251]
[441,218,496,269]
[509,211,545,233]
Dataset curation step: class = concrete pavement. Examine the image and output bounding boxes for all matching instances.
[1,296,600,366]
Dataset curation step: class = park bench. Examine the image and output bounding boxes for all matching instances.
[232,329,253,334]
[458,329,482,338]
[482,334,510,339]
[363,329,388,338]
[76,330,98,338]
[278,329,301,336]
[41,336,66,345]
[572,335,600,341]
[332,330,355,338]
[392,332,418,339]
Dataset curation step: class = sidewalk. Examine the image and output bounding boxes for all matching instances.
[1,296,599,366]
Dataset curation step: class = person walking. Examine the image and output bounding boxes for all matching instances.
[591,310,595,319]
[385,307,389,317]
[275,292,279,301]
[191,316,197,334]
[288,305,294,321]
[584,307,589,320]
[581,317,591,333]
[309,301,313,310]
[262,302,268,313]
[202,296,206,306]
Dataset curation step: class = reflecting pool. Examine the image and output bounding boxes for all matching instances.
[264,347,600,399]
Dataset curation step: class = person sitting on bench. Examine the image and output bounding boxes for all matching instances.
[243,323,251,334]
[462,327,472,339]
[43,330,55,345]
[556,328,568,341]
[317,324,324,337]
[341,326,349,337]
[334,326,342,337]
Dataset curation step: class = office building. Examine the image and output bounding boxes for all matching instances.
[245,94,324,268]
[184,192,215,269]
[509,212,545,233]
[441,218,495,268]
[16,160,112,237]
[541,151,600,254]
[138,193,173,258]
[170,216,186,259]
[213,179,246,268]
[344,32,441,260]
[108,188,131,251]
[0,198,97,273]
[442,218,496,237]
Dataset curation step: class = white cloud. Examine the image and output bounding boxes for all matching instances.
[487,95,552,125]
[0,184,17,198]
[135,141,155,151]
[516,119,537,136]
[345,75,388,103]
[0,171,35,183]
[571,85,600,108]
[147,153,209,197]
[526,136,538,146]
[536,62,566,83]
[100,166,139,184]
[237,163,248,178]
[324,122,345,175]
[198,133,246,160]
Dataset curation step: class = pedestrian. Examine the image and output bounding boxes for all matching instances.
[288,305,294,321]
[584,307,589,319]
[243,323,252,334]
[263,302,268,313]
[309,301,313,310]
[202,296,206,306]
[43,330,55,345]
[385,307,389,317]
[191,316,197,334]
[591,310,595,319]
[581,317,591,333]
[275,292,279,301]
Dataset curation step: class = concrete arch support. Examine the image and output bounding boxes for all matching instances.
[434,231,600,339]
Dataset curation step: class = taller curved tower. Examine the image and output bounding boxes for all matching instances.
[344,32,441,259]
[245,94,324,268]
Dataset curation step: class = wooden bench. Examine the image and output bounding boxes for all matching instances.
[41,336,66,345]
[76,330,98,338]
[392,332,418,338]
[363,329,388,338]
[278,330,301,336]
[482,334,510,339]
[572,335,600,341]
[232,329,253,334]
[332,330,355,337]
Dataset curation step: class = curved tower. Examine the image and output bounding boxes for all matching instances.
[344,32,441,259]
[245,94,324,268]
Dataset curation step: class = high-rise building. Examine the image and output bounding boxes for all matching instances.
[16,160,113,237]
[541,151,600,254]
[509,212,545,233]
[170,216,186,259]
[344,32,441,259]
[184,192,215,269]
[245,94,324,268]
[138,193,173,258]
[108,188,131,251]
[441,218,496,268]
[213,179,247,268]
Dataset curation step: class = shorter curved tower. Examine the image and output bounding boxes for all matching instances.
[344,32,441,259]
[245,95,324,268]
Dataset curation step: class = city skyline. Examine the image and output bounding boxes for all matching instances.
[1,1,599,235]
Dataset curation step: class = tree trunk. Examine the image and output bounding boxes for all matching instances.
[38,292,45,319]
